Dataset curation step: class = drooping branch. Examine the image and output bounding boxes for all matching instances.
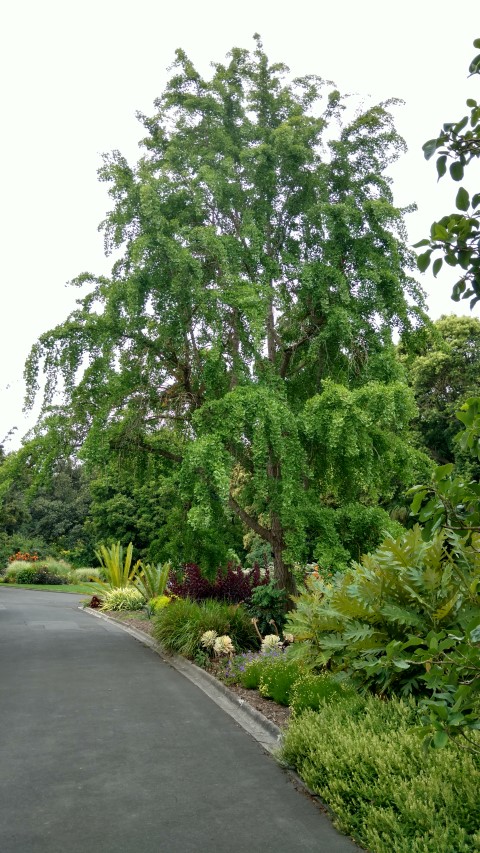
[228,493,273,544]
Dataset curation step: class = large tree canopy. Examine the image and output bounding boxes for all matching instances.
[402,314,480,469]
[24,38,426,592]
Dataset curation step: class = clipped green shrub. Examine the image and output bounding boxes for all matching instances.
[259,658,302,705]
[289,674,362,716]
[281,697,480,853]
[153,598,258,658]
[101,587,145,611]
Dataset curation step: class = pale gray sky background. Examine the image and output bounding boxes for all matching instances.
[1,0,479,449]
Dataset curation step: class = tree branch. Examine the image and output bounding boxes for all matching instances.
[228,493,273,544]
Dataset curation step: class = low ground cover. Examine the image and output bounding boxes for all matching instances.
[282,697,480,853]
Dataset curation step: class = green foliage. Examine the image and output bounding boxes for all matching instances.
[402,315,480,470]
[289,674,361,716]
[22,38,426,593]
[15,565,40,584]
[94,541,141,588]
[70,568,101,582]
[246,581,287,636]
[258,657,302,705]
[417,40,480,308]
[286,525,480,696]
[152,598,258,658]
[133,561,170,601]
[281,696,480,852]
[100,586,145,611]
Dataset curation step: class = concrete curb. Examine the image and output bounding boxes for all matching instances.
[81,607,282,754]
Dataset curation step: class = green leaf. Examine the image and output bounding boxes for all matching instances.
[469,54,480,74]
[467,98,478,107]
[473,39,480,49]
[417,251,432,272]
[432,258,443,277]
[433,463,454,481]
[436,155,447,179]
[410,490,427,514]
[433,730,449,749]
[472,193,480,209]
[450,162,464,181]
[413,238,430,248]
[456,187,470,211]
[431,222,449,241]
[470,624,480,643]
[423,139,439,160]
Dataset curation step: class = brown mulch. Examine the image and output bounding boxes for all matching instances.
[105,611,291,730]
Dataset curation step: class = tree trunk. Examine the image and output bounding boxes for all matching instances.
[270,510,297,606]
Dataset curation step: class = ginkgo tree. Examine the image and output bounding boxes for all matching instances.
[25,37,427,594]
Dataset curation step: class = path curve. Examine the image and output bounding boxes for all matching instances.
[0,588,359,853]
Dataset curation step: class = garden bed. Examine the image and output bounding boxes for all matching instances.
[107,611,291,729]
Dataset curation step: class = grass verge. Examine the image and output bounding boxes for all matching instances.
[0,583,93,594]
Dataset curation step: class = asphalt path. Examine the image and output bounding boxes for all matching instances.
[0,588,359,853]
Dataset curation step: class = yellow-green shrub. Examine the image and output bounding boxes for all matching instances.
[281,696,480,852]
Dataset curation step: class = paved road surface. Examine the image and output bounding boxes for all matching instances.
[0,588,358,853]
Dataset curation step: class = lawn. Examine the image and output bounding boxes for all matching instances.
[0,583,93,594]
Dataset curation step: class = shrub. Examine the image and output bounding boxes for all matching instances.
[32,567,68,585]
[286,525,480,696]
[289,674,362,716]
[16,566,41,584]
[100,587,145,611]
[246,581,287,635]
[168,562,269,604]
[152,598,258,658]
[281,696,480,852]
[3,561,36,581]
[223,648,287,689]
[259,658,303,705]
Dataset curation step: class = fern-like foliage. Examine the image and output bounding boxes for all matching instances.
[286,525,480,695]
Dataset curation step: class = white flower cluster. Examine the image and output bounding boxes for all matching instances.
[200,630,218,649]
[213,635,235,656]
[261,634,282,653]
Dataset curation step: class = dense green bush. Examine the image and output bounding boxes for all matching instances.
[259,658,302,705]
[153,598,258,658]
[246,581,287,636]
[15,565,40,584]
[286,525,480,696]
[289,674,361,716]
[282,697,480,852]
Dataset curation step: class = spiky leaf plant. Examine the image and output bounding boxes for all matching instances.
[94,541,141,588]
[133,562,170,601]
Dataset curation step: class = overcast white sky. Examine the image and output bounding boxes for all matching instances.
[1,0,479,449]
